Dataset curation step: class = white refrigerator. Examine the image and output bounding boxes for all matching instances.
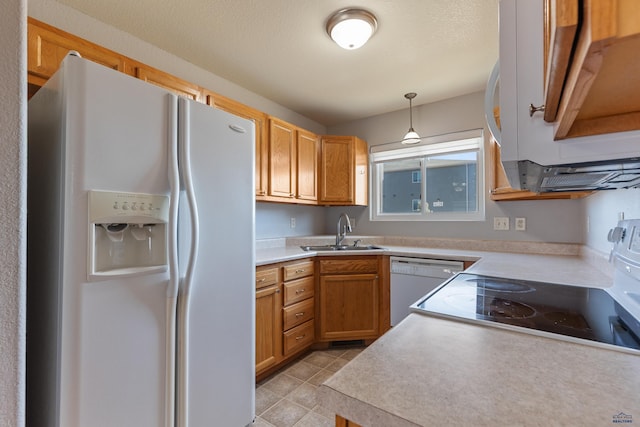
[27,53,255,427]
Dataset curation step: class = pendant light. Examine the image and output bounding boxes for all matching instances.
[402,92,421,144]
[326,8,378,50]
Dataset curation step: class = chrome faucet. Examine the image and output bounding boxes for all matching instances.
[336,213,353,246]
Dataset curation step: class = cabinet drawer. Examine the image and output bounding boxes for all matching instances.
[283,260,314,281]
[283,320,314,356]
[283,276,314,306]
[319,258,378,274]
[256,267,278,289]
[283,298,314,330]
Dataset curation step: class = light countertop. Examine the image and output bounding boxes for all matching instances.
[256,235,639,426]
[256,235,613,288]
[318,313,640,427]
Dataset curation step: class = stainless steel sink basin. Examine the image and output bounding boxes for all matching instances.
[300,244,384,252]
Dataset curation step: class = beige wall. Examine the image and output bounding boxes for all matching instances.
[1,0,26,425]
[326,91,586,243]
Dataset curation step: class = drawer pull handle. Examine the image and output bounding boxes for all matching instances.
[295,334,306,341]
[295,289,305,294]
[294,269,306,273]
[257,278,266,283]
[295,312,305,318]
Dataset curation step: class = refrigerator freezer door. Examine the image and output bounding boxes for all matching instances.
[27,55,174,427]
[176,98,256,427]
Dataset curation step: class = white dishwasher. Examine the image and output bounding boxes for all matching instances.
[390,256,464,326]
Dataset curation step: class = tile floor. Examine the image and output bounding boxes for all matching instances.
[254,347,364,427]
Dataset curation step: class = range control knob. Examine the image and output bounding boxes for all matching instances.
[607,227,626,243]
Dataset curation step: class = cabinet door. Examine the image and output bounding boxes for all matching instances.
[320,136,354,204]
[27,18,127,88]
[296,130,319,202]
[268,118,296,199]
[135,65,202,101]
[255,284,282,374]
[206,92,268,198]
[319,273,379,341]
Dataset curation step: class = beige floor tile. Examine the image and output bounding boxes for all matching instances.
[341,348,364,360]
[254,416,275,426]
[263,373,304,397]
[261,399,308,427]
[307,369,334,387]
[304,352,337,368]
[255,386,282,416]
[256,347,365,427]
[284,360,322,382]
[286,382,318,410]
[325,357,349,372]
[293,410,333,427]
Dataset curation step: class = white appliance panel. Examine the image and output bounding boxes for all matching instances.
[28,54,256,427]
[56,57,172,427]
[177,98,256,426]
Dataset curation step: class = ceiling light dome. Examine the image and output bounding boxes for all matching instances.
[326,8,378,50]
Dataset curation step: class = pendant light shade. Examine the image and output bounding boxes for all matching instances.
[402,92,421,144]
[326,8,378,50]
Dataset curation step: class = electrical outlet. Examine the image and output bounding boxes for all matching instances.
[493,216,509,231]
[349,217,356,229]
[515,217,526,231]
[290,217,296,228]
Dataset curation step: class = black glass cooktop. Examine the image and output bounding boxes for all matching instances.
[412,273,640,351]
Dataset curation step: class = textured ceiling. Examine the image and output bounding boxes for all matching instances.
[57,0,499,126]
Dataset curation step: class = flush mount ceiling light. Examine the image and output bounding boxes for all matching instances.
[402,92,421,145]
[326,8,378,50]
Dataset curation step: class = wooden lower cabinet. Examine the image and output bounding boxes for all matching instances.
[317,256,389,343]
[319,273,379,341]
[255,259,315,380]
[336,415,362,427]
[255,267,282,375]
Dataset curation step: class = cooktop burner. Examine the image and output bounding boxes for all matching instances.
[412,273,640,352]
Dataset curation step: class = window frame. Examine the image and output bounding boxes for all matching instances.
[369,129,485,222]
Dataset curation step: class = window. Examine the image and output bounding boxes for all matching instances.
[370,130,484,221]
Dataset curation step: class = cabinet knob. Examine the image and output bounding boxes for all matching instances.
[275,289,280,294]
[529,103,546,117]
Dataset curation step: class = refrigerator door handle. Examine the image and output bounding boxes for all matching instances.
[166,93,180,427]
[177,97,201,427]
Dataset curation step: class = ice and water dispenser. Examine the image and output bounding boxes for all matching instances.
[88,190,169,279]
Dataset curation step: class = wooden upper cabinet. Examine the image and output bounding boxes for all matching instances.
[268,118,297,199]
[27,18,128,94]
[543,0,579,122]
[319,136,368,206]
[544,0,640,139]
[296,129,319,202]
[206,91,269,198]
[136,65,202,102]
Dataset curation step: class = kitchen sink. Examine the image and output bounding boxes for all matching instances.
[300,244,385,252]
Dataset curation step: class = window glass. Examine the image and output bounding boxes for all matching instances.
[370,130,484,222]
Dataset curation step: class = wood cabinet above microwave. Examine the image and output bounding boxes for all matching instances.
[543,0,640,139]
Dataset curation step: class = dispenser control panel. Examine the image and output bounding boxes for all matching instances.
[89,190,169,224]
